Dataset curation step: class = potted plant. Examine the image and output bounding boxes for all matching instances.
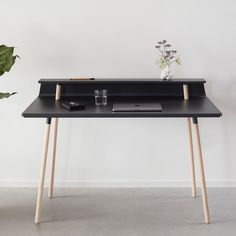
[155,40,181,80]
[0,45,19,99]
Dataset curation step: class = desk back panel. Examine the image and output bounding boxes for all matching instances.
[38,79,206,98]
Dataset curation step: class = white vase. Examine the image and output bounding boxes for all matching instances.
[160,66,172,80]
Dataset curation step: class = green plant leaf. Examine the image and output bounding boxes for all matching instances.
[0,45,18,76]
[0,45,13,56]
[4,55,17,72]
[0,92,17,99]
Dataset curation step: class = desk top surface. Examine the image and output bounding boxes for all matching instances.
[22,96,221,118]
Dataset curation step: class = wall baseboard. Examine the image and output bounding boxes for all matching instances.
[0,180,236,188]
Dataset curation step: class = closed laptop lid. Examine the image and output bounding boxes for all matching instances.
[112,103,162,112]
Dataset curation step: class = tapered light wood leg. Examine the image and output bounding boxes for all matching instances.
[48,117,59,198]
[187,118,196,197]
[48,118,59,198]
[183,84,196,198]
[48,84,61,198]
[193,117,210,224]
[35,118,51,224]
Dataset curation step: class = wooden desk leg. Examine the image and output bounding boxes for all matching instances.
[48,84,61,198]
[187,118,196,197]
[192,117,210,224]
[35,118,51,224]
[48,118,59,198]
[183,84,196,197]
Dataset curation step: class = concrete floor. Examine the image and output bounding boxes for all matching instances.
[0,188,235,236]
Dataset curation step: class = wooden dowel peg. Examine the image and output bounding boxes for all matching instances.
[183,84,189,100]
[55,84,61,100]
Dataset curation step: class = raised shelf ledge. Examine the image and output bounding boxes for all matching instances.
[38,78,206,84]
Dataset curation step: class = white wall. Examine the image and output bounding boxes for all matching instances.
[0,0,236,187]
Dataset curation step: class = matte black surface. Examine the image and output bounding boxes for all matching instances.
[46,117,51,124]
[39,79,206,98]
[23,79,222,118]
[22,96,221,118]
[39,78,206,84]
[192,117,198,124]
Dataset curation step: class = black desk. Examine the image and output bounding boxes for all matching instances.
[22,78,222,224]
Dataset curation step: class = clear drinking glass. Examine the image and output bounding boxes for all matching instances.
[94,89,107,106]
[94,90,102,105]
[102,89,107,106]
